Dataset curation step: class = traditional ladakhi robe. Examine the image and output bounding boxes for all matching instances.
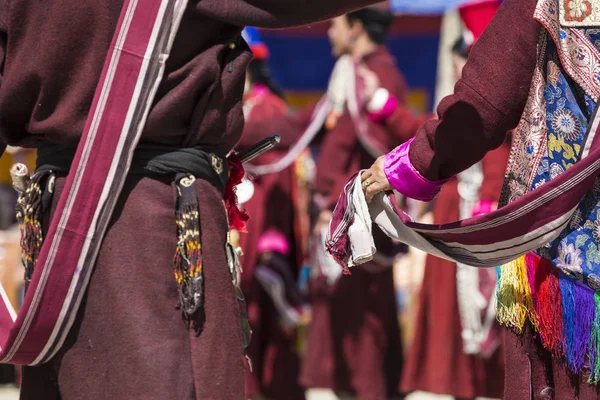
[235,83,310,400]
[0,1,384,399]
[299,48,423,400]
[357,0,600,397]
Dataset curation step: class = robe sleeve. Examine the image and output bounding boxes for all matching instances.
[366,57,428,146]
[196,0,380,28]
[238,102,316,149]
[407,0,540,181]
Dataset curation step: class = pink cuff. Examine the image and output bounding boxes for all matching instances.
[472,199,495,217]
[368,95,398,123]
[383,138,449,202]
[257,230,290,255]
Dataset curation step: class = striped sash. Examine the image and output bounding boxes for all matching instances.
[327,105,600,270]
[0,0,188,365]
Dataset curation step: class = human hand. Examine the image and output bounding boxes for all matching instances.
[361,156,393,203]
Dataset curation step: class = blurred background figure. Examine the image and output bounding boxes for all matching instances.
[299,7,415,400]
[0,148,37,392]
[399,35,509,400]
[234,2,507,400]
[234,27,312,400]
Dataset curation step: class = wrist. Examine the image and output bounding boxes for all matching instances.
[383,138,450,202]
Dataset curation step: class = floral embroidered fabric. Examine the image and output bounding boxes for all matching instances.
[530,29,600,288]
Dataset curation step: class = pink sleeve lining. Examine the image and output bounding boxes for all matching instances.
[383,138,449,202]
[367,88,398,123]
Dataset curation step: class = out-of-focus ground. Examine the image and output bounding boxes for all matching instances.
[0,386,498,400]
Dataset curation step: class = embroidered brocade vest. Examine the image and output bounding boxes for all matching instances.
[497,0,600,382]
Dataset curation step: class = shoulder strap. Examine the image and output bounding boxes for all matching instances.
[0,0,188,365]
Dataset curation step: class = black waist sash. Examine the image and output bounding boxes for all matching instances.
[36,144,229,194]
[18,144,240,335]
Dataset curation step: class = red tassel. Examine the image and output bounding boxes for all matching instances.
[225,154,250,232]
[528,253,564,354]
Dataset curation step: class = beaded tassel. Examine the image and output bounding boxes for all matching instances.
[174,175,205,332]
[12,166,54,282]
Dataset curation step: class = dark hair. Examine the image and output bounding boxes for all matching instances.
[247,59,284,99]
[451,37,469,60]
[346,8,394,45]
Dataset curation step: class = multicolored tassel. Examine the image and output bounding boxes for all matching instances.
[561,278,595,373]
[528,255,563,354]
[496,256,535,333]
[589,293,600,384]
[13,170,54,282]
[497,252,600,383]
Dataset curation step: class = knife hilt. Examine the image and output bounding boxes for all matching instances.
[237,135,281,164]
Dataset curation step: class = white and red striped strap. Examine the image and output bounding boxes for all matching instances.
[328,104,600,270]
[0,0,188,365]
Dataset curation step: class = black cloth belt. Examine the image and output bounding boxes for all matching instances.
[35,144,229,194]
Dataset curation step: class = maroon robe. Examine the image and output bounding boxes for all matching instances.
[236,86,306,400]
[376,0,600,397]
[0,1,384,399]
[299,48,416,400]
[400,139,511,399]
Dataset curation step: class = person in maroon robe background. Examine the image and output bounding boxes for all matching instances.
[238,9,427,400]
[0,1,387,399]
[299,9,425,400]
[233,30,309,400]
[399,148,509,398]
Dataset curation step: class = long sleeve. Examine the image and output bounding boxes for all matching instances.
[196,0,380,29]
[365,50,429,147]
[408,0,540,181]
[238,103,316,149]
[383,108,431,145]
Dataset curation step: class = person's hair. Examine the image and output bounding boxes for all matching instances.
[346,8,394,45]
[451,37,469,60]
[247,59,284,99]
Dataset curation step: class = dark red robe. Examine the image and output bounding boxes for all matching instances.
[0,1,383,399]
[236,86,307,400]
[381,0,600,397]
[400,139,511,399]
[299,48,419,400]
